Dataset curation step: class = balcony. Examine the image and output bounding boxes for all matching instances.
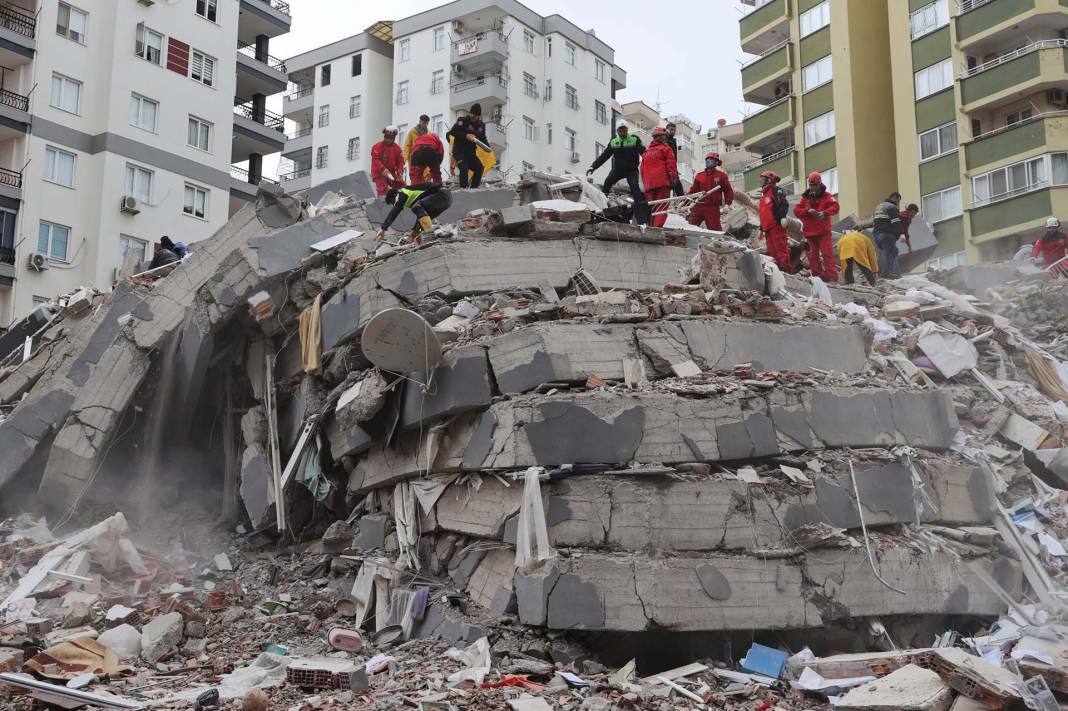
[283,125,312,155]
[964,112,1068,171]
[0,164,20,203]
[741,41,792,105]
[960,40,1068,112]
[279,167,311,193]
[238,0,292,44]
[956,0,1034,46]
[486,122,507,150]
[742,95,793,151]
[450,74,508,112]
[739,0,790,55]
[451,32,509,69]
[236,42,288,98]
[230,165,281,208]
[743,146,797,191]
[283,85,313,119]
[0,86,29,140]
[969,185,1066,241]
[0,4,35,66]
[232,101,286,162]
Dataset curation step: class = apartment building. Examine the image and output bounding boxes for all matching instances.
[279,0,628,191]
[701,120,754,185]
[0,0,290,323]
[738,0,1068,269]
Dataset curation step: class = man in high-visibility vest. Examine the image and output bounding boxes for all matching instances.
[375,183,453,245]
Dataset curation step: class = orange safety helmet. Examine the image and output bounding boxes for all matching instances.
[807,171,822,184]
[760,170,779,182]
[651,127,668,137]
[706,151,722,163]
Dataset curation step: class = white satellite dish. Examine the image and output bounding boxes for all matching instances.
[362,308,443,374]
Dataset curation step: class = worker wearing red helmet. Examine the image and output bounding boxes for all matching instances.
[371,125,405,197]
[758,170,791,271]
[687,152,734,231]
[640,127,679,228]
[794,171,840,281]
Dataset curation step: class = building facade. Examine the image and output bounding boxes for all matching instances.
[739,0,1068,268]
[0,0,290,323]
[279,0,628,191]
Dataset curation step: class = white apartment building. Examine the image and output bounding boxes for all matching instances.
[0,0,290,324]
[279,0,628,190]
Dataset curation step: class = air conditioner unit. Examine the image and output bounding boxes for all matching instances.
[120,196,141,214]
[137,0,155,5]
[453,65,465,77]
[570,151,580,164]
[453,21,466,36]
[27,252,49,271]
[1047,88,1068,107]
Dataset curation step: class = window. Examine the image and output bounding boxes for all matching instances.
[321,64,331,87]
[431,70,445,95]
[523,72,537,98]
[188,116,212,151]
[316,146,329,169]
[195,0,217,22]
[190,50,216,87]
[119,235,147,266]
[565,84,578,110]
[822,167,839,195]
[399,39,411,63]
[396,81,409,105]
[927,251,966,271]
[595,100,608,125]
[1053,153,1068,185]
[129,94,158,132]
[545,79,552,101]
[910,0,949,39]
[524,30,535,54]
[523,161,535,172]
[565,43,576,66]
[183,184,208,219]
[347,138,360,161]
[595,60,606,83]
[43,146,75,188]
[318,104,330,128]
[432,115,445,136]
[433,26,446,51]
[397,124,408,141]
[1006,108,1034,126]
[50,73,81,114]
[799,1,830,37]
[124,164,153,203]
[352,54,362,76]
[802,55,832,92]
[523,115,536,142]
[565,128,577,153]
[804,111,835,147]
[136,24,163,64]
[546,37,552,57]
[38,222,70,262]
[349,95,361,119]
[922,186,962,223]
[57,3,87,43]
[914,59,953,100]
[971,156,1047,205]
[919,122,957,161]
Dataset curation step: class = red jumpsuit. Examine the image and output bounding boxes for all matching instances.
[370,140,405,197]
[410,132,445,184]
[688,168,734,231]
[759,183,791,272]
[640,141,678,228]
[794,185,840,281]
[1033,229,1067,273]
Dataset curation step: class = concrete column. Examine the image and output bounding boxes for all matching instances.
[252,94,266,124]
[248,154,263,184]
[255,35,269,64]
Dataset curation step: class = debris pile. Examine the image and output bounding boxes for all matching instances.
[0,172,1067,709]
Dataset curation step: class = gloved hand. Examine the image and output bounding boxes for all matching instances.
[375,229,386,241]
[586,168,594,177]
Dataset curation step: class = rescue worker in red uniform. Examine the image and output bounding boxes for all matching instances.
[687,152,734,231]
[794,171,840,281]
[640,127,678,228]
[410,131,446,185]
[1033,217,1067,275]
[758,170,792,272]
[371,126,405,197]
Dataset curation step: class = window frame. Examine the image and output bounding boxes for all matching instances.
[188,115,213,152]
[821,166,839,195]
[349,95,361,119]
[190,50,216,87]
[565,83,578,111]
[124,163,154,203]
[921,185,962,223]
[523,115,536,142]
[910,0,949,40]
[523,30,536,55]
[43,146,76,188]
[56,2,87,44]
[433,26,446,52]
[565,127,577,153]
[431,70,445,95]
[918,121,958,162]
[347,137,361,161]
[316,146,329,170]
[595,59,606,84]
[183,183,209,220]
[565,43,576,66]
[352,54,363,76]
[914,58,953,100]
[399,38,411,63]
[129,93,159,133]
[595,100,608,126]
[318,104,330,128]
[195,0,218,23]
[38,221,71,262]
[396,80,409,105]
[50,72,82,115]
[136,24,164,65]
[799,1,830,38]
[523,72,537,98]
[802,55,833,92]
[119,234,148,268]
[320,64,331,87]
[803,111,835,147]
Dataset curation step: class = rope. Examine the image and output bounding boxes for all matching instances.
[848,458,908,596]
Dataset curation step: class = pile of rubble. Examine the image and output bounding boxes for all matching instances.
[0,172,1067,709]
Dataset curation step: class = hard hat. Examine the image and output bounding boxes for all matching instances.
[705,151,721,162]
[1047,217,1061,228]
[652,127,667,137]
[760,170,779,181]
[808,171,822,183]
[383,125,398,135]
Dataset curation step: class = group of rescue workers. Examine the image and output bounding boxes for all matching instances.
[368,103,1068,278]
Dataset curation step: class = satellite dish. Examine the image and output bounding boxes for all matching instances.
[362,308,443,374]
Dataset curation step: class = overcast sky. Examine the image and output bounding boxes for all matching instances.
[264,0,747,176]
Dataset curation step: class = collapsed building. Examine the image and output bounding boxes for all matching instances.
[1,172,1067,708]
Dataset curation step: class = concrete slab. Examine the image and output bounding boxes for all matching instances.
[400,345,492,431]
[837,664,951,711]
[367,188,515,232]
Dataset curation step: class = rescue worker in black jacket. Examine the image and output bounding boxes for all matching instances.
[446,103,489,189]
[665,122,685,197]
[588,124,646,204]
[375,184,453,245]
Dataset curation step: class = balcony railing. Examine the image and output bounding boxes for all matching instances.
[231,165,279,185]
[286,85,313,100]
[279,167,311,182]
[971,180,1048,208]
[0,87,28,113]
[0,4,35,39]
[252,0,291,16]
[0,166,22,189]
[961,39,1067,78]
[287,126,312,140]
[238,42,287,72]
[741,39,790,69]
[957,0,994,13]
[234,101,285,131]
[744,145,795,171]
[0,246,13,266]
[450,75,508,94]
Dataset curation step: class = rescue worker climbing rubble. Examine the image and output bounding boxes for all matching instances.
[688,152,734,231]
[758,170,792,272]
[795,171,840,281]
[588,124,646,207]
[872,192,906,278]
[410,130,446,185]
[375,184,453,245]
[371,126,405,198]
[640,127,679,228]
